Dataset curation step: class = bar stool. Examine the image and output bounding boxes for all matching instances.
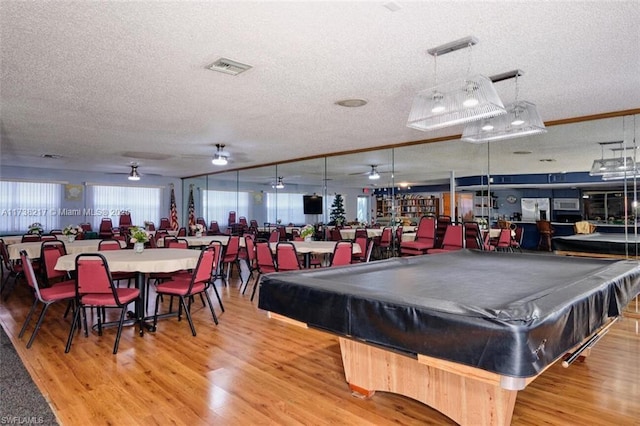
[536,220,554,251]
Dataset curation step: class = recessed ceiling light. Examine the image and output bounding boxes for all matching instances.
[383,1,402,12]
[335,99,367,108]
[513,151,532,155]
[41,154,63,159]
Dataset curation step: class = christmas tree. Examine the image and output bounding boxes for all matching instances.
[330,194,346,226]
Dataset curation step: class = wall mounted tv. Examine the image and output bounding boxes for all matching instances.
[303,195,323,215]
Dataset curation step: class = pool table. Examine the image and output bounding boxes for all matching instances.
[258,250,640,425]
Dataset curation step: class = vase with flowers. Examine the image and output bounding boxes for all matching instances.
[190,223,205,238]
[28,222,44,235]
[63,224,81,243]
[300,224,315,242]
[129,226,150,253]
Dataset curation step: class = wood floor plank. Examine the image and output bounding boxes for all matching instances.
[1,273,639,425]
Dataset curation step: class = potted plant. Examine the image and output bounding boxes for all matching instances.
[129,226,150,253]
[62,224,81,242]
[300,225,315,242]
[190,223,205,237]
[28,222,43,235]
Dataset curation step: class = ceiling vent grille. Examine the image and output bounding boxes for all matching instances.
[206,58,252,76]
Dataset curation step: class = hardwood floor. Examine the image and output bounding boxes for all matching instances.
[1,267,640,425]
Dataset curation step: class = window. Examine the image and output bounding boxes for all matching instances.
[357,196,369,223]
[266,192,305,224]
[87,185,162,230]
[202,190,249,225]
[0,180,63,233]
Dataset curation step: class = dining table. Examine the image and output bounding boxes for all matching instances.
[0,235,27,245]
[156,235,238,248]
[8,238,126,260]
[55,248,202,334]
[338,228,383,240]
[270,240,361,268]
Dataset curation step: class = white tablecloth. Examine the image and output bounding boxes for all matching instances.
[9,239,126,261]
[55,248,201,273]
[339,229,383,240]
[270,241,361,255]
[156,235,234,248]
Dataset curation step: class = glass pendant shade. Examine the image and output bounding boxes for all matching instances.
[407,74,506,132]
[461,101,547,143]
[590,157,635,176]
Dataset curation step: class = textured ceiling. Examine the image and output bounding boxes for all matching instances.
[1,1,639,186]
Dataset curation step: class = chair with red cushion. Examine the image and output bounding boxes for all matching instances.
[352,236,369,263]
[18,250,76,349]
[276,241,302,272]
[221,235,241,283]
[98,218,114,239]
[177,227,187,237]
[228,211,237,227]
[118,212,132,234]
[511,226,523,252]
[166,238,189,249]
[374,227,393,259]
[39,240,68,286]
[427,224,464,254]
[250,240,277,301]
[152,246,219,336]
[495,228,513,252]
[434,215,452,249]
[208,221,223,235]
[400,216,436,256]
[463,221,484,250]
[330,228,342,241]
[268,229,280,243]
[21,234,41,243]
[98,239,135,286]
[1,239,40,301]
[330,241,353,267]
[158,217,171,231]
[241,236,258,295]
[65,253,141,354]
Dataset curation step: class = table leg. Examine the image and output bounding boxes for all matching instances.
[338,338,518,426]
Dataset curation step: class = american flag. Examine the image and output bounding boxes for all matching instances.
[169,186,179,231]
[187,185,196,230]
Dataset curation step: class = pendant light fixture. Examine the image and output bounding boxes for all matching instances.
[461,70,547,143]
[212,144,229,166]
[128,164,141,181]
[368,165,380,180]
[407,36,506,132]
[274,177,285,189]
[590,141,635,176]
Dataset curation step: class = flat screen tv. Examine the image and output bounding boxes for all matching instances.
[303,195,323,215]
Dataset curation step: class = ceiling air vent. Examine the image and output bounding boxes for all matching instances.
[206,58,252,76]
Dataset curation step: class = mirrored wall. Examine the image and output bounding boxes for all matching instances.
[182,112,639,253]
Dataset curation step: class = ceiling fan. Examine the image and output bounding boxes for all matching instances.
[348,165,392,180]
[211,143,231,166]
[107,162,161,180]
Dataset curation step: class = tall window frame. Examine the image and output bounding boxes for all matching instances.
[0,180,63,234]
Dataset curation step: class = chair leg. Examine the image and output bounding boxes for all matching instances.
[202,291,219,325]
[27,303,52,349]
[19,298,39,339]
[210,282,224,312]
[65,306,82,353]
[179,296,197,336]
[113,307,127,355]
[250,273,262,302]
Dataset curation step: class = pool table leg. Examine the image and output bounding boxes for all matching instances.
[339,337,518,426]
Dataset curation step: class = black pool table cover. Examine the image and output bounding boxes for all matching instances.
[258,250,640,378]
[553,232,640,256]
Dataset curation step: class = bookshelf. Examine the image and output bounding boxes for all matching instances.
[376,194,439,222]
